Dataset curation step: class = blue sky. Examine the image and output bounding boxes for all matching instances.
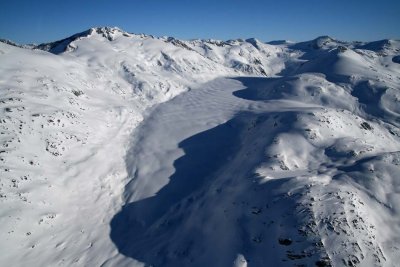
[1,0,399,44]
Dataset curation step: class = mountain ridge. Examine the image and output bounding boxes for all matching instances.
[2,26,399,55]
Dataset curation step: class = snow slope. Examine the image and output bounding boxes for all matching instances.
[0,27,400,266]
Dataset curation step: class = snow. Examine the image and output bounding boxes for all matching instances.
[0,27,400,266]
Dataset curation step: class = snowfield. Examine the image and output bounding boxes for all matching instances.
[1,27,400,266]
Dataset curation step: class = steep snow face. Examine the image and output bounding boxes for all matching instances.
[0,29,400,267]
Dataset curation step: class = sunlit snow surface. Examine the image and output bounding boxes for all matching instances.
[1,28,400,266]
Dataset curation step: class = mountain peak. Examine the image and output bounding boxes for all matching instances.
[312,36,337,49]
[289,35,344,51]
[245,38,263,49]
[33,26,134,54]
[89,26,132,40]
[357,39,400,53]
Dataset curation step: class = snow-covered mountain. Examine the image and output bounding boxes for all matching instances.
[0,27,400,267]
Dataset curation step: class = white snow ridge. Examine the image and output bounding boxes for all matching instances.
[0,27,400,267]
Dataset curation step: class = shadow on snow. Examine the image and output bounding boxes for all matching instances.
[109,77,320,266]
[110,112,246,265]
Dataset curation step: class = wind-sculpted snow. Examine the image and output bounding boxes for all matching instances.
[109,75,400,266]
[109,79,328,266]
[0,28,400,266]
